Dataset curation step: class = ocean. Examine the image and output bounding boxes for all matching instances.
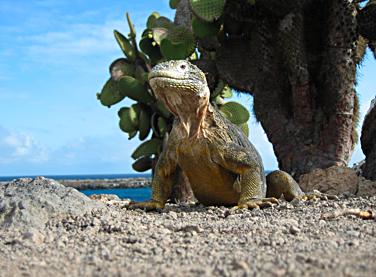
[81,187,152,202]
[0,173,151,182]
[0,174,152,202]
[0,172,273,202]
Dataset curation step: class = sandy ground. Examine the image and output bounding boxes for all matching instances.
[1,181,376,277]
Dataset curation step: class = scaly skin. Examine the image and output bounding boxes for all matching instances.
[130,60,312,211]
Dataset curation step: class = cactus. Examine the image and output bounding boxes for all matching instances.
[118,107,138,133]
[170,0,181,9]
[357,0,376,41]
[126,13,137,39]
[240,122,249,137]
[192,16,221,38]
[138,107,152,140]
[147,12,161,29]
[97,10,251,172]
[118,76,154,104]
[255,0,296,18]
[159,25,196,60]
[219,101,250,125]
[114,30,136,61]
[132,156,153,172]
[139,35,163,65]
[97,79,126,108]
[189,0,225,22]
[131,138,163,159]
[110,58,135,80]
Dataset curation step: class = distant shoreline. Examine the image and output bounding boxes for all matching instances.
[0,177,152,190]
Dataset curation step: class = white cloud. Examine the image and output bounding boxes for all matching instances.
[0,125,140,175]
[24,20,124,65]
[0,127,48,164]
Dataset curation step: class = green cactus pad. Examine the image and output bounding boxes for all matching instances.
[131,138,163,159]
[214,95,225,105]
[221,85,233,98]
[119,107,138,133]
[151,113,160,137]
[130,104,141,122]
[211,80,225,99]
[118,76,155,104]
[114,30,136,61]
[192,16,221,38]
[167,25,195,45]
[158,25,196,59]
[160,39,187,60]
[117,107,128,118]
[118,105,138,133]
[126,13,136,39]
[134,65,147,85]
[239,122,249,137]
[189,0,225,22]
[157,117,168,136]
[155,100,171,118]
[132,156,153,172]
[170,0,181,9]
[150,16,173,29]
[152,28,169,45]
[147,12,161,29]
[219,101,250,125]
[109,58,135,80]
[139,36,163,65]
[97,78,126,108]
[128,130,138,140]
[138,107,151,140]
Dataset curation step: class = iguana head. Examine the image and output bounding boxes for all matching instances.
[148,60,210,117]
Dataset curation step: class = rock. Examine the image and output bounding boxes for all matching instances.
[299,166,376,196]
[352,160,365,176]
[0,177,105,231]
[89,194,121,202]
[361,96,376,181]
[289,226,300,235]
[357,177,376,196]
[299,166,359,194]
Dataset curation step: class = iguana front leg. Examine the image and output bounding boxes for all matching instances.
[210,143,278,209]
[129,136,178,211]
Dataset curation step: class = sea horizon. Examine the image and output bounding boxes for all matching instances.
[0,170,274,182]
[0,173,152,182]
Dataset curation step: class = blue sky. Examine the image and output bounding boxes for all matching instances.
[0,0,375,176]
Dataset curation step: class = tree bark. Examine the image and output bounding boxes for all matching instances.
[361,98,376,181]
[217,0,363,178]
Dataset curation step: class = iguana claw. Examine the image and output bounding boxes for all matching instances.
[128,200,165,211]
[234,197,279,210]
[297,190,339,201]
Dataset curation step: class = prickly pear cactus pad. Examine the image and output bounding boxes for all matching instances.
[189,0,225,22]
[97,9,251,173]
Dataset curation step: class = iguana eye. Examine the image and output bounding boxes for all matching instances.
[180,64,187,70]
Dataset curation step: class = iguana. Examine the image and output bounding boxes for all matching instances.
[130,60,321,210]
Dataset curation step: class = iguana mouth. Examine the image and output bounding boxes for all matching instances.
[149,75,200,92]
[148,71,184,81]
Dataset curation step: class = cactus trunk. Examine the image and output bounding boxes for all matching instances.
[213,0,362,178]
